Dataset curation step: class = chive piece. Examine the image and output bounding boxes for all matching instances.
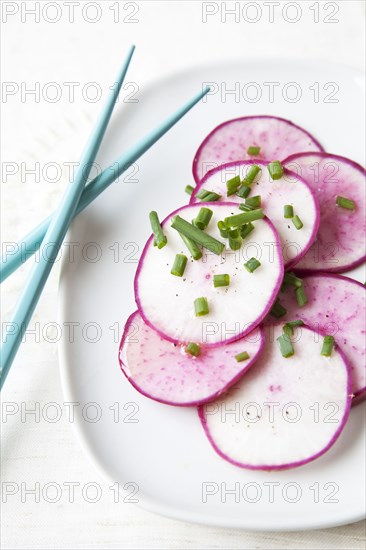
[217,221,229,238]
[213,274,230,287]
[247,146,260,156]
[171,254,187,277]
[243,164,261,185]
[185,342,201,357]
[179,233,202,261]
[283,272,303,288]
[270,299,287,318]
[277,334,294,358]
[292,215,303,230]
[149,211,167,249]
[228,228,242,250]
[282,324,293,339]
[284,319,304,329]
[171,215,225,255]
[284,205,294,218]
[236,185,251,199]
[268,160,283,180]
[336,195,356,210]
[244,258,261,273]
[235,351,250,362]
[239,222,255,240]
[194,297,209,317]
[245,195,261,209]
[185,185,194,196]
[196,188,222,201]
[224,209,264,227]
[238,204,252,212]
[295,285,308,307]
[194,207,213,230]
[226,175,241,196]
[321,335,334,357]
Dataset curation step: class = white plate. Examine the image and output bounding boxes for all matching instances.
[59,60,366,530]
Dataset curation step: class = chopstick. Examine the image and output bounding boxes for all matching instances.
[0,47,135,388]
[0,87,210,284]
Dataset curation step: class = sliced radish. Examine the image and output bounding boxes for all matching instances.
[283,152,366,273]
[193,116,324,182]
[191,161,320,269]
[135,203,283,346]
[199,324,352,471]
[119,311,264,406]
[266,274,366,404]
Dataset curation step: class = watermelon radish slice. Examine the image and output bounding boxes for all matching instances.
[119,311,264,406]
[193,116,324,182]
[135,203,283,346]
[283,152,366,273]
[199,324,352,470]
[191,161,320,269]
[265,274,366,404]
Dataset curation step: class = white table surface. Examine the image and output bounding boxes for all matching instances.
[1,1,365,548]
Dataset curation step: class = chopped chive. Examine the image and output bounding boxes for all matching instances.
[277,334,294,358]
[225,209,264,227]
[336,195,356,210]
[239,222,255,240]
[236,184,251,199]
[238,203,252,212]
[244,257,261,273]
[284,319,304,329]
[170,254,187,277]
[268,160,283,180]
[149,211,167,249]
[228,228,242,250]
[213,274,230,287]
[196,188,222,201]
[179,233,202,261]
[247,146,260,156]
[245,195,261,209]
[270,299,287,318]
[295,285,308,307]
[171,215,225,255]
[235,351,250,362]
[284,204,294,218]
[194,297,209,317]
[194,207,213,230]
[321,335,334,357]
[226,175,241,196]
[217,221,229,238]
[282,324,293,339]
[243,164,261,185]
[283,272,303,288]
[292,215,303,230]
[185,342,201,357]
[185,185,194,196]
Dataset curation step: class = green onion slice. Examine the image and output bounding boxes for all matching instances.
[283,272,303,288]
[235,351,250,362]
[193,207,213,230]
[284,204,294,218]
[170,254,187,277]
[243,164,261,185]
[336,196,356,210]
[244,257,261,273]
[194,297,209,317]
[277,334,294,358]
[179,233,202,261]
[224,209,264,228]
[196,188,222,202]
[226,175,241,196]
[245,195,261,209]
[321,335,334,356]
[185,185,194,196]
[213,274,230,287]
[149,211,167,249]
[185,342,201,357]
[295,285,308,307]
[171,215,225,255]
[247,146,260,156]
[292,215,303,230]
[268,160,284,180]
[270,299,287,318]
[236,185,251,199]
[217,221,229,238]
[239,222,254,240]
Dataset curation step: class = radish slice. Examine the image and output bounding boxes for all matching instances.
[193,116,324,182]
[283,152,366,273]
[265,274,366,404]
[119,311,264,406]
[135,203,283,346]
[191,161,320,269]
[199,324,352,471]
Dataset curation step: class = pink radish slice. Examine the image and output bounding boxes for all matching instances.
[191,161,320,269]
[199,324,352,471]
[265,274,366,404]
[135,203,283,346]
[283,152,366,273]
[193,116,324,183]
[119,311,264,406]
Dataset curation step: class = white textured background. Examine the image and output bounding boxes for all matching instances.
[1,1,365,548]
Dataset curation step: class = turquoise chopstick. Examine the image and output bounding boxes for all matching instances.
[0,87,210,283]
[0,47,136,388]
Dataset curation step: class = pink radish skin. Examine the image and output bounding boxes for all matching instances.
[119,311,264,406]
[193,116,324,183]
[199,324,352,471]
[265,273,366,404]
[191,161,320,269]
[283,152,366,273]
[134,203,284,347]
